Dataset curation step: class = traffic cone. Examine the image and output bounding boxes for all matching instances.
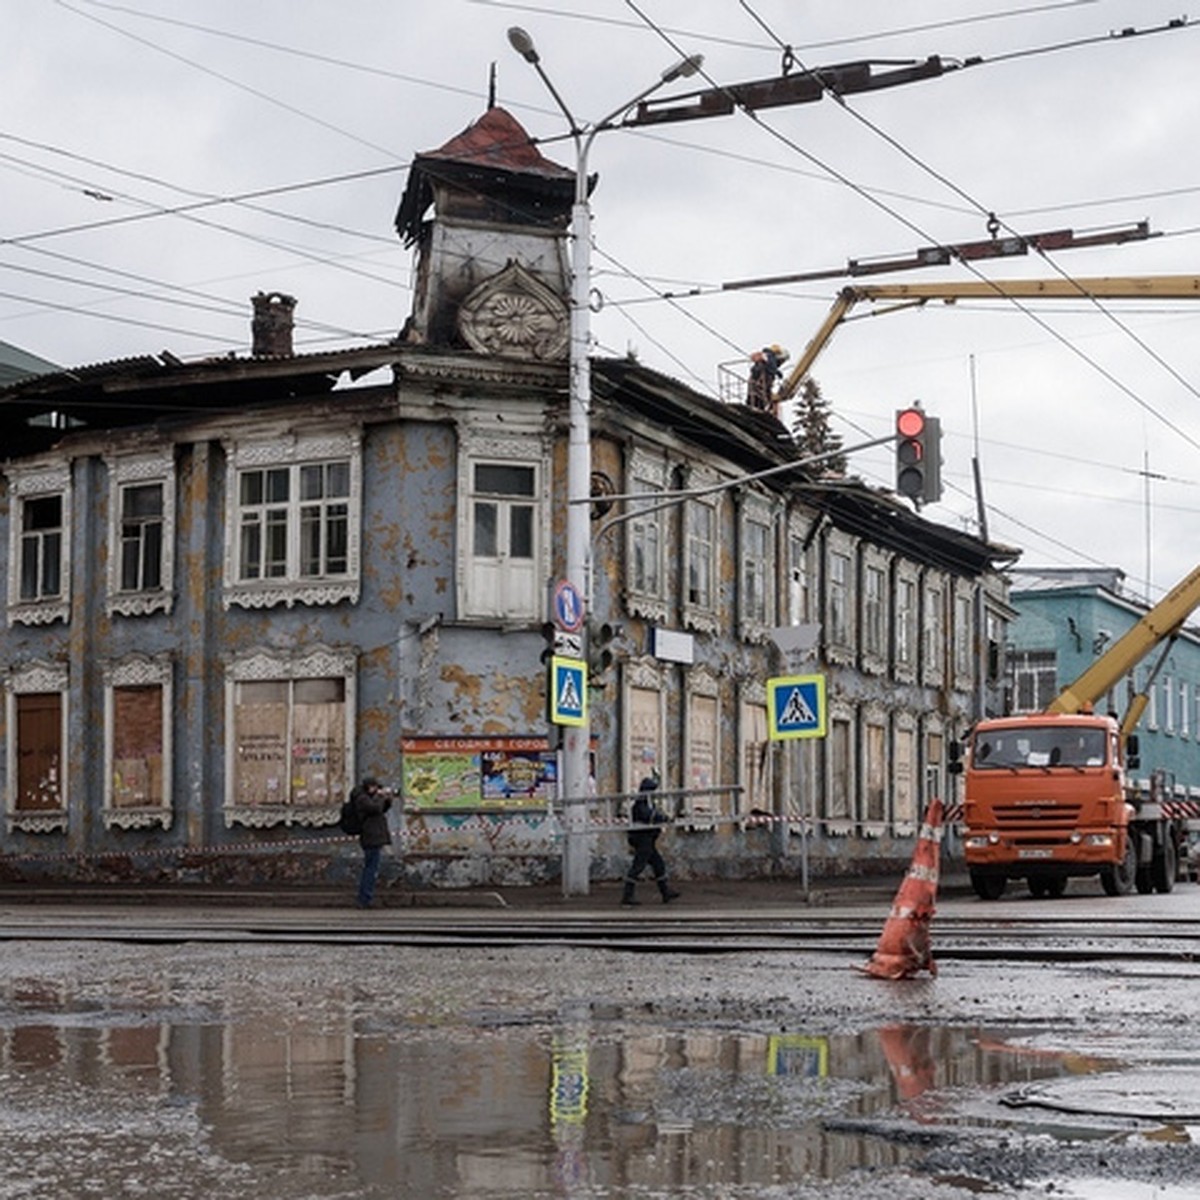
[878,1024,936,1101]
[857,798,943,980]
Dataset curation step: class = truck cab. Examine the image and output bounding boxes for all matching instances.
[954,712,1137,899]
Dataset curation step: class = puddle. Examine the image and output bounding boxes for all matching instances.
[0,972,1128,1199]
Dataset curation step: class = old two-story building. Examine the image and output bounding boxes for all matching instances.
[1007,566,1200,809]
[0,107,1015,891]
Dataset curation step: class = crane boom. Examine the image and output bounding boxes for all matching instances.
[776,274,1200,402]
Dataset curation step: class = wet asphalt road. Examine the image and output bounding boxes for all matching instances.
[1,881,1199,1198]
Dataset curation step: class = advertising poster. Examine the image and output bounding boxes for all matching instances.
[401,736,556,810]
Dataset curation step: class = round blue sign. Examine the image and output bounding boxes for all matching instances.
[553,580,585,632]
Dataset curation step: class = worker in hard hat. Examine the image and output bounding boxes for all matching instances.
[747,344,789,410]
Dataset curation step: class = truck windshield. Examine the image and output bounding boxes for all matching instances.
[971,726,1107,770]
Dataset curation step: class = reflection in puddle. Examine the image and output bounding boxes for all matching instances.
[0,976,1119,1198]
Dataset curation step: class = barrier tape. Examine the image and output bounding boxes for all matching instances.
[0,805,961,866]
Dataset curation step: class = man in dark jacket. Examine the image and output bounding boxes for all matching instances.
[621,776,681,906]
[352,776,393,908]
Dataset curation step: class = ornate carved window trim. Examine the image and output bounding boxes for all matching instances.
[681,664,720,830]
[222,429,362,611]
[621,656,667,799]
[223,644,358,829]
[681,466,720,637]
[737,490,777,644]
[860,545,893,677]
[105,450,176,618]
[102,654,174,830]
[824,529,859,666]
[894,562,921,684]
[624,447,669,623]
[6,461,71,628]
[5,659,69,833]
[456,421,551,622]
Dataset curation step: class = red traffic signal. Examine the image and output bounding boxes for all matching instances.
[894,405,942,504]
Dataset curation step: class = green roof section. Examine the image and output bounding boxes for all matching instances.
[0,339,60,387]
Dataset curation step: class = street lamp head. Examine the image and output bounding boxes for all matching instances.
[662,53,704,83]
[507,26,539,64]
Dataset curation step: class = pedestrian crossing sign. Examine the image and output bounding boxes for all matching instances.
[767,673,826,740]
[550,656,587,726]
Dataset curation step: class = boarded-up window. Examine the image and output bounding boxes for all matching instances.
[233,678,346,808]
[864,722,886,821]
[111,685,164,808]
[687,693,718,804]
[627,685,662,791]
[827,717,851,821]
[16,692,62,811]
[290,678,345,807]
[893,727,916,825]
[740,702,769,817]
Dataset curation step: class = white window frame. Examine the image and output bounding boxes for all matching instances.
[738,491,775,641]
[895,569,919,681]
[824,530,858,664]
[682,471,719,635]
[457,426,550,622]
[106,450,176,617]
[861,547,892,675]
[953,585,974,687]
[103,654,174,830]
[922,574,945,687]
[224,644,357,828]
[1013,650,1057,713]
[5,659,69,833]
[223,430,362,611]
[6,461,71,627]
[787,514,814,626]
[625,447,668,623]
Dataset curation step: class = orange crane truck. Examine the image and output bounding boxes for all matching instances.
[949,563,1200,900]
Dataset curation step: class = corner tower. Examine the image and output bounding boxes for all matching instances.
[395,107,582,361]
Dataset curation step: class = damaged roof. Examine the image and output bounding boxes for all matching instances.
[395,107,583,247]
[594,355,1018,577]
[0,344,401,459]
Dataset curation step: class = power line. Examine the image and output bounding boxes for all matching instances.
[697,1,1200,450]
[55,0,402,158]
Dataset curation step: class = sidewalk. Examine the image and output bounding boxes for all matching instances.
[0,868,974,912]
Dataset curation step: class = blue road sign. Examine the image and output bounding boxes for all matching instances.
[550,656,587,726]
[552,580,585,633]
[767,674,826,740]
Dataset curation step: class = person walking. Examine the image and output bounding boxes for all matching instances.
[351,776,393,909]
[621,776,681,906]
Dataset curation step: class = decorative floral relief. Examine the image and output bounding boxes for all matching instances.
[458,261,568,361]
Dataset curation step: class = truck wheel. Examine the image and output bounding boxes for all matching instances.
[1152,835,1177,894]
[1101,835,1136,896]
[1135,865,1154,894]
[970,870,1006,901]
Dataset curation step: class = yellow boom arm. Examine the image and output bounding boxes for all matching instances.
[776,274,1200,402]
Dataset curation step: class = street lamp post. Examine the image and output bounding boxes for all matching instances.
[508,29,702,895]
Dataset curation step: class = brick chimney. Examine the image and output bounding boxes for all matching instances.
[251,292,296,356]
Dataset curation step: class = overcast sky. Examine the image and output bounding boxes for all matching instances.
[4,1,1200,603]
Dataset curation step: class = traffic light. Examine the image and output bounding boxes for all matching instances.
[588,621,618,690]
[894,404,942,504]
[539,621,557,665]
